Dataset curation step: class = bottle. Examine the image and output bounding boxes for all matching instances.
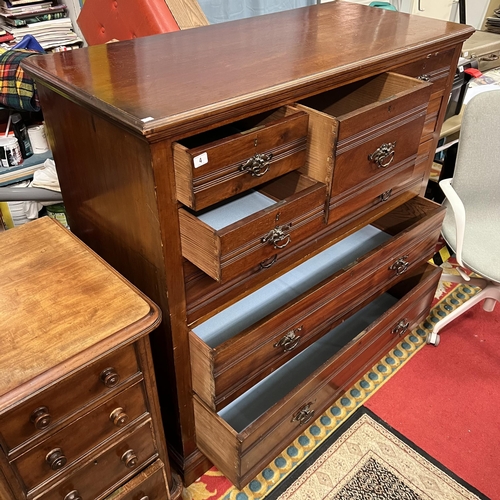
[11,113,33,159]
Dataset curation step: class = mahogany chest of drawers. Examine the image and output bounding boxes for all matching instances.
[0,218,181,500]
[22,2,473,487]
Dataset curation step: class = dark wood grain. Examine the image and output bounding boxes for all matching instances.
[0,219,172,499]
[173,107,308,210]
[190,197,444,411]
[0,345,139,453]
[97,459,170,500]
[178,173,326,282]
[22,3,473,139]
[194,264,441,488]
[34,420,158,500]
[21,3,473,486]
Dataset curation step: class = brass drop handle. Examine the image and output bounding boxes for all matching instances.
[418,74,431,81]
[100,367,120,388]
[239,152,272,177]
[369,141,396,168]
[379,189,392,202]
[110,407,129,427]
[292,402,315,425]
[30,406,51,430]
[389,255,410,276]
[46,448,67,470]
[121,449,138,468]
[274,327,302,352]
[392,318,410,336]
[64,490,82,500]
[259,254,278,269]
[261,223,292,249]
[481,54,499,62]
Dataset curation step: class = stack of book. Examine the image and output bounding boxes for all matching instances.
[0,0,82,51]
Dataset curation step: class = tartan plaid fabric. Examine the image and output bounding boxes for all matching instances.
[0,49,40,112]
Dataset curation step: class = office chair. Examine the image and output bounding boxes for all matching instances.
[427,90,500,346]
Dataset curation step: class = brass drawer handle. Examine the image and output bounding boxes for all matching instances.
[389,255,410,276]
[274,327,302,352]
[30,406,51,430]
[46,448,67,471]
[369,141,396,168]
[239,152,273,177]
[259,254,277,269]
[261,223,292,249]
[121,449,138,468]
[292,402,315,425]
[392,318,410,336]
[64,490,82,500]
[109,407,129,427]
[379,189,392,202]
[100,367,120,388]
[417,73,431,81]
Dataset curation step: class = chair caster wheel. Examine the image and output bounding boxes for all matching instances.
[426,331,440,346]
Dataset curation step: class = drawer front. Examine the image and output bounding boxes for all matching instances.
[331,107,426,198]
[191,197,444,410]
[328,162,420,227]
[393,48,456,96]
[36,420,157,500]
[179,177,326,283]
[0,345,139,453]
[193,265,441,489]
[240,265,442,476]
[13,381,148,491]
[173,107,309,210]
[104,460,168,500]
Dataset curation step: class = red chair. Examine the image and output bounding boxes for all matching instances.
[77,0,208,46]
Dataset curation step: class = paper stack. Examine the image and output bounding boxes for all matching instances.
[0,0,82,50]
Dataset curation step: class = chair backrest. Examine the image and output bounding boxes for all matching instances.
[77,0,209,46]
[447,89,500,217]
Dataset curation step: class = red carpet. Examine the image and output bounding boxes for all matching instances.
[366,299,500,499]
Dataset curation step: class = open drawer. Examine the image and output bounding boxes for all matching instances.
[194,263,442,489]
[173,106,309,211]
[179,171,327,283]
[189,196,445,411]
[296,72,431,214]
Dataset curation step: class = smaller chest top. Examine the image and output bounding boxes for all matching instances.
[0,217,160,410]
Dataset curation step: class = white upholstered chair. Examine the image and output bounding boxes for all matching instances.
[427,90,500,346]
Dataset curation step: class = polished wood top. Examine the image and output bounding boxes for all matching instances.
[0,218,160,409]
[22,3,473,138]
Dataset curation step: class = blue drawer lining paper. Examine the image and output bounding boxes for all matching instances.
[193,225,392,348]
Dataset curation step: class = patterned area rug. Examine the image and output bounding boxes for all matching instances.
[268,408,486,500]
[184,262,480,500]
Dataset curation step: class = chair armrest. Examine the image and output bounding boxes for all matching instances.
[439,178,466,269]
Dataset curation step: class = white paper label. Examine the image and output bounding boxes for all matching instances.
[193,152,208,168]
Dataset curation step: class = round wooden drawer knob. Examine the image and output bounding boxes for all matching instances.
[100,367,120,388]
[121,449,138,468]
[109,407,129,427]
[46,448,67,470]
[64,490,82,500]
[30,406,51,430]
